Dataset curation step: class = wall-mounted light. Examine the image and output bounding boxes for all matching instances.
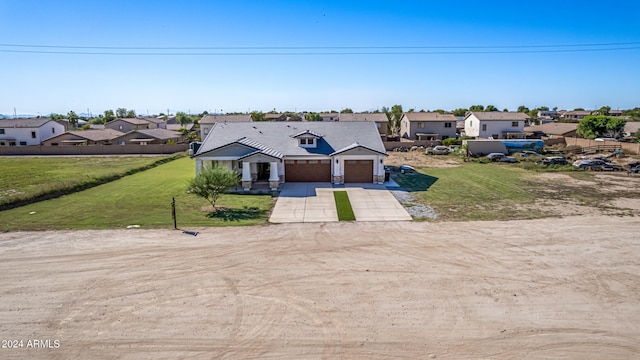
[380,159,383,164]
[336,159,339,163]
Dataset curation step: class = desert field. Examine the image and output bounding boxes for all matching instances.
[1,216,639,359]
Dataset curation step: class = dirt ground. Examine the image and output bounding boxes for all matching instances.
[1,216,639,359]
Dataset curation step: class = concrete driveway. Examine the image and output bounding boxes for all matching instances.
[269,183,411,223]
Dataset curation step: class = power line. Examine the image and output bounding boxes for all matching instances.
[0,42,639,56]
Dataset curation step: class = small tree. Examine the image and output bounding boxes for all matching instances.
[187,164,240,209]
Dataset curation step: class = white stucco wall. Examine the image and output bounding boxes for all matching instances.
[0,121,65,146]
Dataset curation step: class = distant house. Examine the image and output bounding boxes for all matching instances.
[112,129,183,145]
[0,118,66,146]
[560,110,592,121]
[624,121,640,139]
[464,112,529,139]
[319,113,339,122]
[265,113,286,121]
[42,129,124,146]
[144,117,167,129]
[105,118,153,133]
[338,113,389,138]
[167,123,195,132]
[199,114,252,139]
[524,123,578,139]
[400,112,457,140]
[609,109,623,117]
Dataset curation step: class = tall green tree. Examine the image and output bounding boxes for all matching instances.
[103,110,115,123]
[485,105,498,112]
[594,106,611,116]
[176,112,193,126]
[576,115,626,139]
[186,164,240,209]
[469,105,484,112]
[517,105,530,113]
[126,109,136,118]
[250,111,266,121]
[451,108,468,117]
[305,112,321,121]
[390,104,403,136]
[116,108,128,118]
[67,111,79,128]
[340,108,354,113]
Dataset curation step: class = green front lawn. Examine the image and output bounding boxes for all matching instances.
[334,191,356,221]
[0,157,274,231]
[392,163,547,221]
[0,155,176,208]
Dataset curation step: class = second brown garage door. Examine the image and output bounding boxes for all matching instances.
[344,160,373,183]
[285,160,331,182]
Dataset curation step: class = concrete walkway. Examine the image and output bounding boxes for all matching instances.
[269,182,411,223]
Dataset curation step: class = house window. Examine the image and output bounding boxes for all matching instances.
[119,125,123,130]
[9,141,16,146]
[204,128,209,135]
[52,127,56,134]
[307,138,314,145]
[300,138,307,145]
[20,141,27,146]
[0,141,5,146]
[418,122,424,128]
[0,129,5,134]
[469,120,473,126]
[512,121,519,127]
[444,122,452,128]
[31,131,37,139]
[482,124,487,131]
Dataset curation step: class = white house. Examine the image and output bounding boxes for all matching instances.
[0,118,66,146]
[193,122,387,190]
[464,112,529,139]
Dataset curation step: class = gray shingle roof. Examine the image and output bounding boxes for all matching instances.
[339,113,388,123]
[0,118,55,128]
[196,121,386,157]
[466,112,530,121]
[117,128,182,140]
[403,112,457,122]
[200,114,252,124]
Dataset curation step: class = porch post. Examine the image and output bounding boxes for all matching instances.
[195,159,202,175]
[269,161,279,190]
[242,161,252,191]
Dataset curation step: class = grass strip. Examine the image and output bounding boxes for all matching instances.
[0,153,185,211]
[334,190,356,221]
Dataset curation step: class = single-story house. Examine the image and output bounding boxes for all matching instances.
[338,113,389,138]
[624,121,640,138]
[560,110,592,120]
[41,129,124,145]
[199,114,252,139]
[167,123,195,132]
[319,112,339,122]
[193,121,387,190]
[105,118,153,133]
[400,112,457,140]
[464,112,529,139]
[144,117,167,129]
[524,122,578,138]
[112,129,183,145]
[0,118,66,146]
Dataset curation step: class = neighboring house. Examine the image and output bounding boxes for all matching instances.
[319,113,339,122]
[560,110,592,120]
[609,110,623,117]
[167,123,195,132]
[464,112,529,139]
[199,114,252,140]
[399,112,457,140]
[193,122,387,190]
[524,123,578,138]
[0,118,66,146]
[338,113,389,138]
[112,129,183,145]
[624,121,640,138]
[42,129,124,146]
[105,118,152,133]
[265,113,286,121]
[144,117,167,129]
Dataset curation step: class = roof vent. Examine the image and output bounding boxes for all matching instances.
[252,126,257,129]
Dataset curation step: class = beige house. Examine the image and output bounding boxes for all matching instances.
[464,112,529,139]
[199,114,252,139]
[105,118,153,133]
[338,113,388,138]
[524,123,578,138]
[319,113,339,122]
[400,112,457,140]
[560,110,592,120]
[42,129,123,145]
[112,129,183,145]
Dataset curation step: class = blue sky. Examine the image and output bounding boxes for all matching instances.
[1,0,639,116]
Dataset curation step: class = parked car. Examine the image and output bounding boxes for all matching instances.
[629,165,640,174]
[518,150,542,157]
[572,159,607,170]
[601,162,624,171]
[487,153,518,163]
[541,156,568,166]
[399,165,415,173]
[425,146,451,155]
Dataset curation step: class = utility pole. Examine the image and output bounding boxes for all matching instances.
[171,197,177,230]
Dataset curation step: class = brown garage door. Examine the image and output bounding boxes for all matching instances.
[285,160,331,182]
[344,160,373,183]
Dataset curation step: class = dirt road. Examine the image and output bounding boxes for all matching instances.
[1,216,639,359]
